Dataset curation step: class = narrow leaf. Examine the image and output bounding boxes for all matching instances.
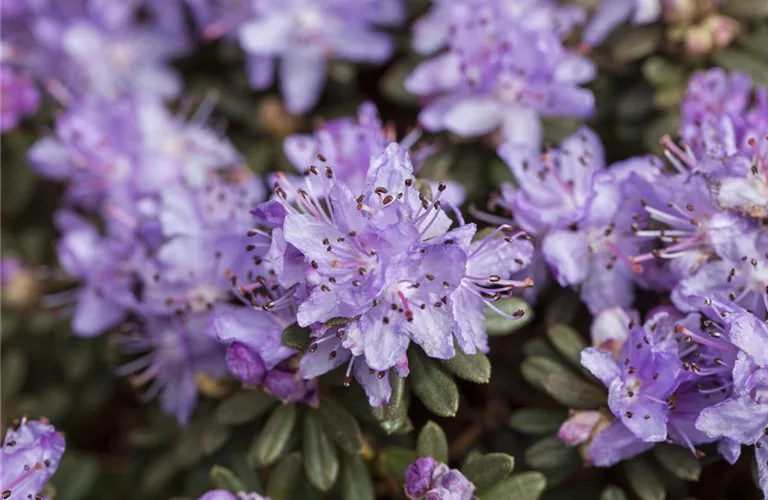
[215,390,276,425]
[508,408,568,435]
[546,324,587,369]
[340,453,374,500]
[652,444,701,481]
[408,347,459,417]
[266,452,302,500]
[525,435,579,470]
[248,404,297,467]
[210,465,247,493]
[478,471,546,500]
[623,456,666,500]
[485,297,533,335]
[372,373,410,435]
[601,485,629,500]
[416,421,449,463]
[461,453,515,491]
[281,324,310,350]
[317,396,363,454]
[520,356,572,390]
[303,410,340,491]
[440,348,491,384]
[202,423,231,455]
[541,371,606,409]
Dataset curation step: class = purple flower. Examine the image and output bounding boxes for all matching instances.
[494,126,665,312]
[583,0,661,47]
[116,316,228,425]
[1,418,65,500]
[2,1,186,101]
[199,490,270,500]
[404,457,476,500]
[695,303,768,497]
[405,1,594,149]
[0,65,40,132]
[198,0,403,113]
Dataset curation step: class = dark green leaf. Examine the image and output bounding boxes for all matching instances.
[215,390,277,425]
[623,456,666,500]
[230,458,264,493]
[380,446,419,483]
[601,485,629,500]
[712,49,768,87]
[611,25,663,63]
[478,471,546,500]
[1,348,26,398]
[541,371,606,409]
[50,454,100,500]
[266,452,302,500]
[546,324,587,369]
[508,408,568,435]
[141,453,178,492]
[340,453,375,500]
[416,421,449,463]
[485,298,533,335]
[210,465,247,493]
[372,372,410,434]
[317,396,364,454]
[174,422,207,468]
[303,410,339,491]
[461,453,515,491]
[520,356,572,391]
[440,348,491,384]
[722,0,768,18]
[525,435,579,470]
[249,404,297,467]
[408,347,459,417]
[652,444,701,481]
[202,423,231,455]
[281,323,310,350]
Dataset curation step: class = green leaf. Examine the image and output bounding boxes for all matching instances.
[340,453,375,500]
[461,453,515,491]
[478,471,546,500]
[230,458,264,493]
[485,297,533,336]
[380,446,419,483]
[508,408,568,435]
[416,421,449,463]
[173,422,207,468]
[317,396,364,454]
[303,410,340,491]
[248,404,297,467]
[440,348,491,384]
[372,372,410,434]
[642,57,685,86]
[524,435,579,470]
[520,356,572,390]
[1,348,26,398]
[141,453,178,492]
[282,323,310,350]
[712,49,768,87]
[50,454,100,500]
[202,423,231,455]
[215,390,277,425]
[266,452,302,500]
[546,324,587,369]
[611,25,663,63]
[722,0,768,18]
[210,465,247,493]
[601,485,628,500]
[408,347,459,417]
[652,444,701,481]
[623,456,666,500]
[541,371,606,409]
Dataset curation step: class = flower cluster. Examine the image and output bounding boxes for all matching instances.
[404,457,476,500]
[189,0,403,114]
[249,134,534,405]
[406,0,594,150]
[570,298,767,496]
[1,418,66,500]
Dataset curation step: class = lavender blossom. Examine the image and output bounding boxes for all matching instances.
[1,418,65,500]
[404,457,476,500]
[0,65,40,132]
[493,126,665,312]
[117,315,228,425]
[199,490,269,500]
[198,0,403,114]
[583,0,661,47]
[405,1,594,149]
